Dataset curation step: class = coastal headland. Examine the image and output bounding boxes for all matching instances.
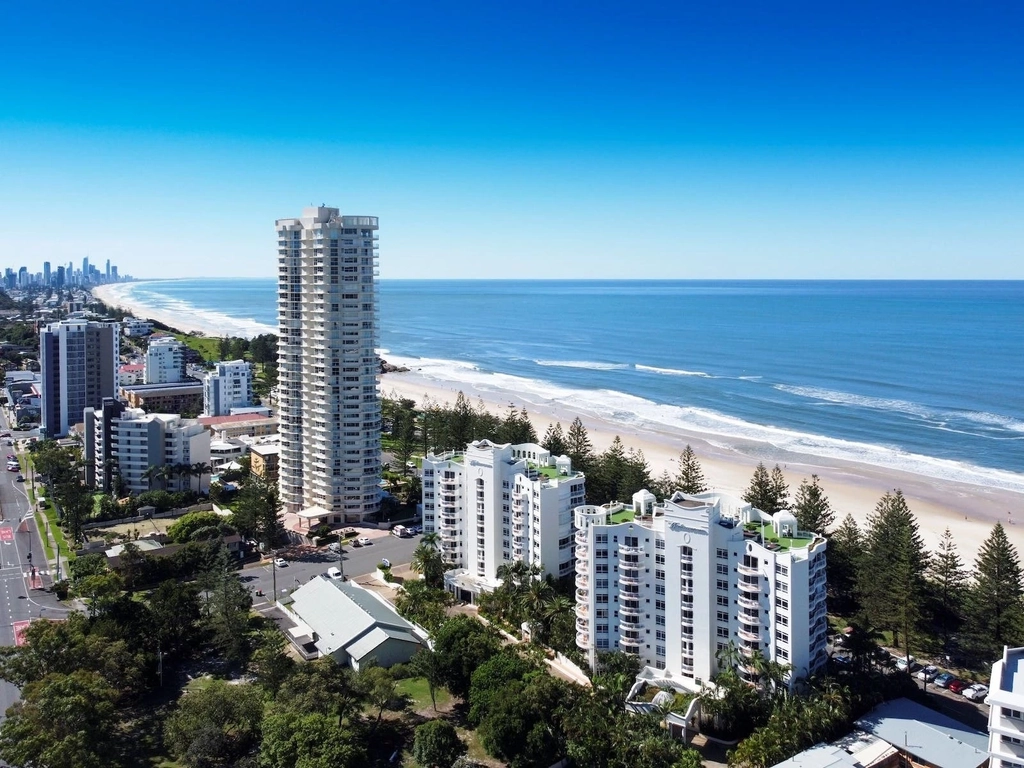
[94,281,1024,561]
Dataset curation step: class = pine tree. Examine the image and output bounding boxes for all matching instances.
[827,514,862,615]
[769,465,790,512]
[590,436,627,504]
[928,527,967,647]
[675,445,708,495]
[565,417,594,473]
[792,475,834,534]
[621,448,653,499]
[542,422,567,456]
[968,523,1024,655]
[857,490,929,652]
[516,408,538,444]
[742,463,774,512]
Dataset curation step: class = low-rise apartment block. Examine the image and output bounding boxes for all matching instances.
[574,490,827,685]
[988,647,1024,768]
[250,443,281,485]
[422,440,585,601]
[122,381,204,415]
[144,336,187,384]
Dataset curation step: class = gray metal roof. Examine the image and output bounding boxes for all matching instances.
[771,744,863,768]
[854,698,988,768]
[289,576,421,660]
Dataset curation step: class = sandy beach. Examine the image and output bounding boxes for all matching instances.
[94,281,1024,561]
[382,370,1024,562]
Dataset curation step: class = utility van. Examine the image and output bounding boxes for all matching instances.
[391,525,410,538]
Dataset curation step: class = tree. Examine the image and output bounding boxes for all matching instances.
[203,561,254,663]
[392,405,418,474]
[928,527,967,647]
[360,666,398,731]
[792,475,834,534]
[413,720,467,768]
[395,579,454,632]
[167,511,224,543]
[967,522,1024,655]
[827,514,862,615]
[769,465,790,512]
[742,463,775,513]
[542,422,568,456]
[0,670,121,768]
[274,657,364,723]
[231,477,284,549]
[259,711,367,768]
[857,490,929,652]
[164,679,264,767]
[675,445,709,495]
[411,541,445,589]
[432,615,502,699]
[468,648,538,725]
[410,648,446,711]
[565,417,594,473]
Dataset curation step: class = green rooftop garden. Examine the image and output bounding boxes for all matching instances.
[745,521,814,552]
[609,507,636,524]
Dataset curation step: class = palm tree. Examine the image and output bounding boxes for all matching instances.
[190,461,213,493]
[411,543,445,589]
[143,464,162,492]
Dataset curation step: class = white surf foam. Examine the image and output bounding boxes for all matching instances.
[389,355,1024,494]
[635,364,712,378]
[534,360,630,370]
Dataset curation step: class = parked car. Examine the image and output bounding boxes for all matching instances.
[895,655,917,672]
[327,542,342,553]
[273,557,288,568]
[963,684,989,701]
[15,474,24,482]
[409,525,422,535]
[7,465,18,472]
[916,665,939,681]
[380,558,391,569]
[326,567,343,580]
[357,537,371,546]
[6,454,15,460]
[934,672,955,688]
[948,679,967,694]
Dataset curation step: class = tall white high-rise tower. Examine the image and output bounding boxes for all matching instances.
[275,206,381,522]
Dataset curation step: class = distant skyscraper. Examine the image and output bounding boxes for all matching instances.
[40,319,119,438]
[105,259,110,280]
[55,266,65,288]
[17,267,27,288]
[43,262,51,285]
[276,206,381,521]
[111,266,119,281]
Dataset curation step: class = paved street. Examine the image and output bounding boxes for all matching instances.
[244,529,423,606]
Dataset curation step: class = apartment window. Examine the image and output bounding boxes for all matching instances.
[778,581,789,593]
[1003,736,1024,746]
[655,569,665,581]
[655,554,665,565]
[596,534,607,544]
[716,548,728,560]
[717,611,729,623]
[716,563,729,575]
[776,564,789,576]
[596,624,609,634]
[716,595,729,607]
[776,597,789,610]
[1004,708,1024,721]
[778,648,789,660]
[596,549,608,559]
[716,627,729,638]
[655,539,665,550]
[596,564,609,574]
[655,599,665,611]
[776,630,789,643]
[656,645,666,657]
[716,579,729,591]
[655,615,665,626]
[655,630,666,641]
[655,584,665,596]
[778,614,789,627]
[596,609,608,619]
[717,642,728,652]
[596,579,608,589]
[596,639,609,649]
[624,536,639,548]
[597,594,608,604]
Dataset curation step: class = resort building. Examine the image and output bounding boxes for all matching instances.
[198,412,278,439]
[203,359,254,416]
[276,206,381,522]
[83,401,211,494]
[40,318,119,438]
[121,381,204,415]
[121,317,153,337]
[144,336,187,384]
[118,363,145,387]
[573,490,828,685]
[421,440,586,601]
[987,646,1024,768]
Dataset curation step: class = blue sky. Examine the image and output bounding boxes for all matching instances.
[1,1,1022,279]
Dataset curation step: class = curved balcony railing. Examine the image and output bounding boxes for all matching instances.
[619,544,644,556]
[575,530,588,546]
[738,611,760,627]
[575,603,589,618]
[738,627,761,643]
[680,551,694,563]
[575,561,590,576]
[738,563,760,577]
[576,616,589,632]
[576,632,590,648]
[737,595,760,610]
[575,545,590,560]
[618,569,642,586]
[576,588,589,602]
[619,603,641,617]
[620,635,641,649]
[738,577,760,594]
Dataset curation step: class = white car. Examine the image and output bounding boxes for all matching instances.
[357,537,371,546]
[895,655,916,672]
[963,684,989,701]
[273,557,288,568]
[916,665,939,681]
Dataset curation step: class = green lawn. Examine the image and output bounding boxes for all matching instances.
[395,676,451,712]
[609,508,635,524]
[172,333,221,362]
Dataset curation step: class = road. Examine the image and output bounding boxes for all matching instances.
[0,415,70,725]
[243,530,423,605]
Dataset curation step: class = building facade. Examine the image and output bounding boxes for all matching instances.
[988,646,1024,768]
[40,319,119,438]
[422,440,586,600]
[121,382,204,415]
[573,490,828,685]
[250,443,281,486]
[276,206,381,521]
[83,404,211,494]
[203,359,253,416]
[144,336,187,384]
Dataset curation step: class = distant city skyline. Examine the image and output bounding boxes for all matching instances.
[1,258,128,291]
[1,2,1022,279]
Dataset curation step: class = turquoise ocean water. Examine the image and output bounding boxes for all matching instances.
[112,278,1024,493]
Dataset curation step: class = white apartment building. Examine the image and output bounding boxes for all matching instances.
[122,317,153,337]
[422,440,586,600]
[574,490,827,686]
[988,647,1024,768]
[40,319,119,438]
[276,206,381,521]
[84,402,211,495]
[145,336,187,384]
[203,359,254,416]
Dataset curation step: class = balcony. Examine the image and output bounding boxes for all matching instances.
[738,577,760,594]
[576,588,589,602]
[738,611,760,627]
[738,627,761,643]
[680,658,695,673]
[737,595,760,610]
[575,545,590,560]
[576,632,590,648]
[620,635,641,649]
[575,561,590,576]
[618,569,641,586]
[576,573,589,587]
[576,616,589,632]
[738,562,760,577]
[575,603,589,618]
[575,529,588,545]
[619,603,641,617]
[620,544,644,556]
[680,551,694,563]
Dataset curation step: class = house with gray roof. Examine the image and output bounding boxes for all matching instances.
[854,697,988,768]
[289,576,426,671]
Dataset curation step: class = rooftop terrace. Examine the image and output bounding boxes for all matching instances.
[744,521,816,552]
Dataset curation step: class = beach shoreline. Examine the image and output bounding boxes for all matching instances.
[93,280,1024,560]
[382,369,1024,562]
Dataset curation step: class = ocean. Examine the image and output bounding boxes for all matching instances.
[114,278,1024,493]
